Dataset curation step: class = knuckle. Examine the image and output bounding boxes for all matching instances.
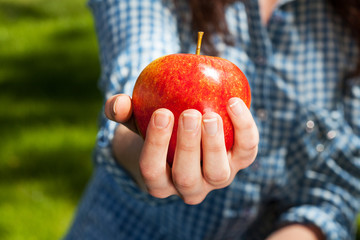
[247,147,258,161]
[238,118,254,130]
[204,167,230,186]
[239,156,257,170]
[205,143,224,153]
[240,138,258,152]
[232,110,255,131]
[146,136,166,148]
[238,130,259,152]
[176,141,198,153]
[234,142,258,161]
[172,173,198,191]
[140,164,163,182]
[232,145,258,169]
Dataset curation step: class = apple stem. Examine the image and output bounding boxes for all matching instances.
[196,31,204,55]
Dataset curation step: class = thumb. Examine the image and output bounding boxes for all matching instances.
[105,94,138,133]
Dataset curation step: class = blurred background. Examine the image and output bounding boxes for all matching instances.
[0,0,359,239]
[0,0,100,239]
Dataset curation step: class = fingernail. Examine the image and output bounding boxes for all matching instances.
[183,113,199,132]
[203,118,218,136]
[113,97,119,115]
[154,112,170,129]
[229,99,243,116]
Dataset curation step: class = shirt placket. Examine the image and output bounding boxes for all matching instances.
[244,0,274,158]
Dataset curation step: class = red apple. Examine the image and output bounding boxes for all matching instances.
[132,33,251,166]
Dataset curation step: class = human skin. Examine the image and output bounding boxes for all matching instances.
[105,94,259,204]
[266,224,325,240]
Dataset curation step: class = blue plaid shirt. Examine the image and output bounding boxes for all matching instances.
[65,0,360,239]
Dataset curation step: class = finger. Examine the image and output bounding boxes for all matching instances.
[172,110,205,204]
[104,94,137,132]
[201,112,231,188]
[105,94,132,122]
[139,108,177,198]
[227,98,259,170]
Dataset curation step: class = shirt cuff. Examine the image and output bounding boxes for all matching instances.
[277,205,352,240]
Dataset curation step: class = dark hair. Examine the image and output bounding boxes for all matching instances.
[329,0,360,77]
[190,0,360,61]
[189,0,236,56]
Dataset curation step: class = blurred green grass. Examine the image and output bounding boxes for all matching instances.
[0,0,359,239]
[0,0,101,239]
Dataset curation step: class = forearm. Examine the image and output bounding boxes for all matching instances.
[266,224,325,240]
[112,123,146,190]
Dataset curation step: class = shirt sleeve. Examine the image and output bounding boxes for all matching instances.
[277,77,360,239]
[88,0,181,203]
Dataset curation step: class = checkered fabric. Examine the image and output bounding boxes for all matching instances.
[65,0,360,239]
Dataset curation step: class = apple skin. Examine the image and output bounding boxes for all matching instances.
[132,53,251,166]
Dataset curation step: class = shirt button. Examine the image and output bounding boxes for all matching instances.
[306,120,315,133]
[316,144,325,153]
[257,109,267,120]
[327,130,337,140]
[330,111,341,120]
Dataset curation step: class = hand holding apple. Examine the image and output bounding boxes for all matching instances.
[106,94,258,204]
[105,33,258,204]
